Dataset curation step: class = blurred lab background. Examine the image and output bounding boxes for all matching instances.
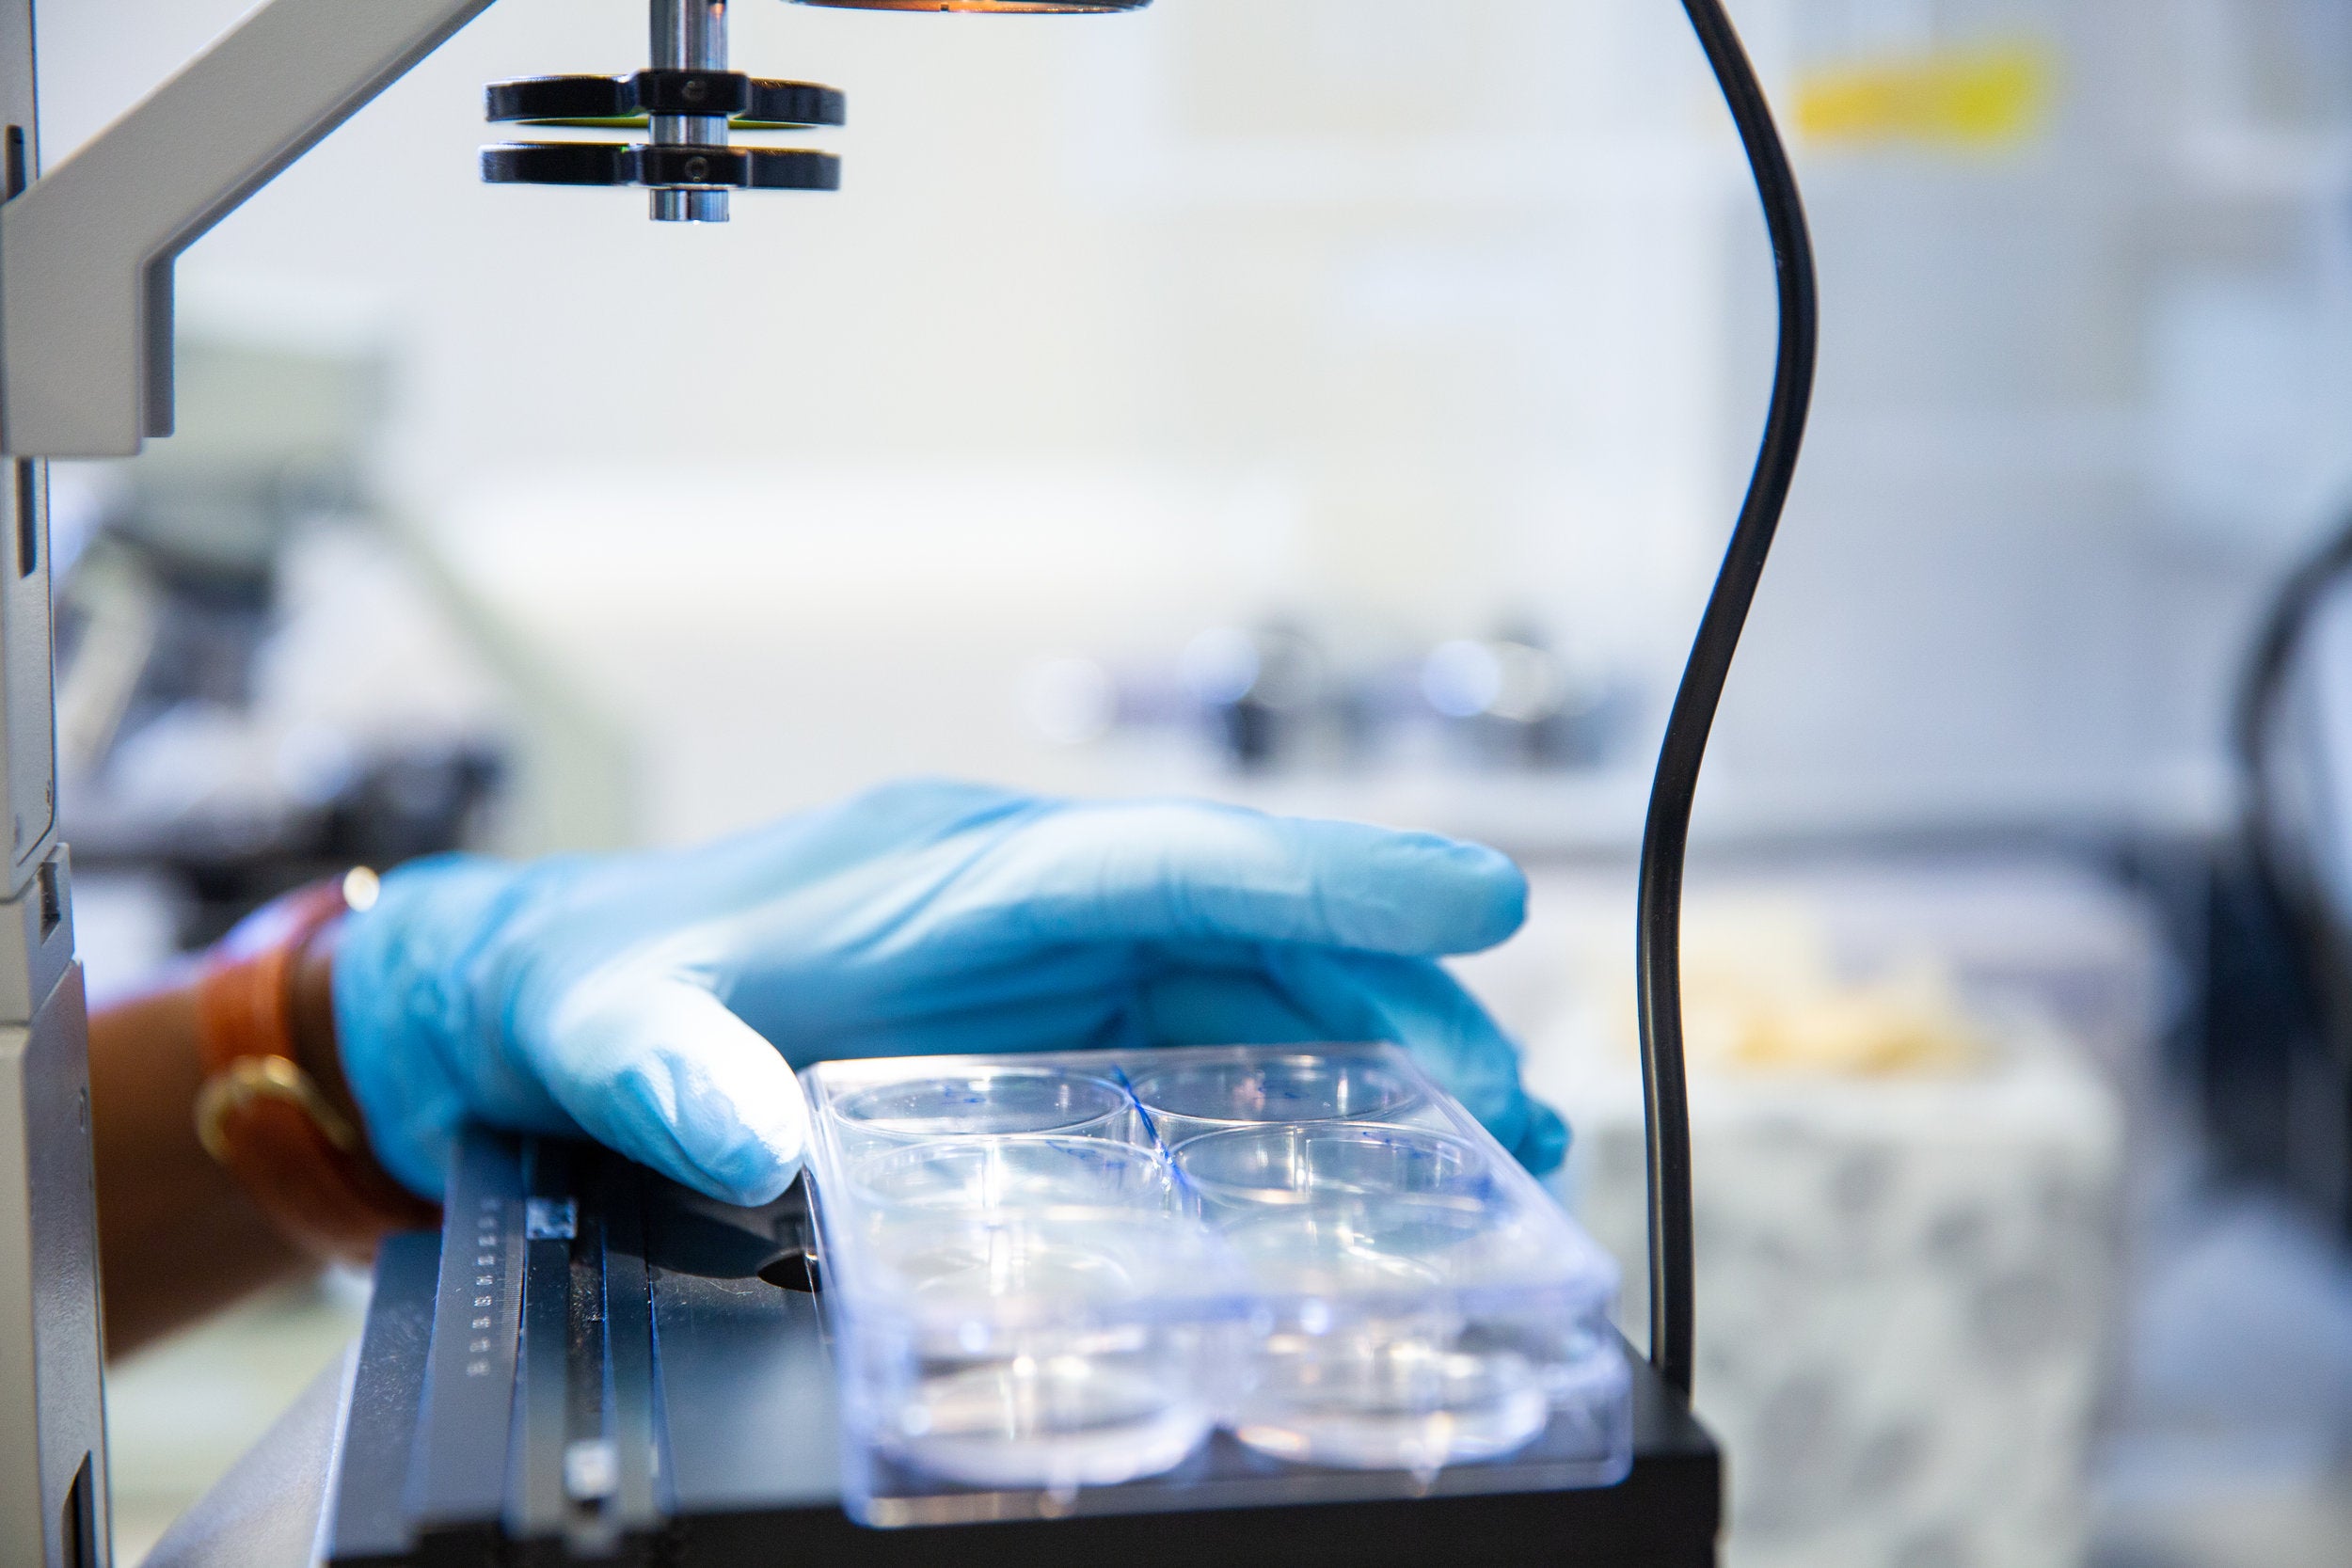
[38,0,2352,1562]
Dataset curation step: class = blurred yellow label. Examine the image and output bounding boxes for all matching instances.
[1795,41,2054,150]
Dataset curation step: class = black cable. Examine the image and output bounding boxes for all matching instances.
[1636,1,1819,1399]
[2232,505,2352,1130]
[2234,505,2352,920]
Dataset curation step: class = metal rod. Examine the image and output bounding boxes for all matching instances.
[650,0,727,223]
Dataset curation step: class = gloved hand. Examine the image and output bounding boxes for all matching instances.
[334,779,1566,1206]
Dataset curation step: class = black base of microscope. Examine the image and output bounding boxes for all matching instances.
[325,1132,1720,1566]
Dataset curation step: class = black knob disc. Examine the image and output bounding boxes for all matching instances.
[481,143,842,192]
[485,72,846,132]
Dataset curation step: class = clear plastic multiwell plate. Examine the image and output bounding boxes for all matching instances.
[800,1045,1629,1519]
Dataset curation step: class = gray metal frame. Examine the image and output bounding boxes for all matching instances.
[0,1,505,1560]
[0,0,497,461]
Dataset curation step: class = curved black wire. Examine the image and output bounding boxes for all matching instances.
[2233,505,2352,1075]
[1636,1,1819,1399]
[2235,506,2352,913]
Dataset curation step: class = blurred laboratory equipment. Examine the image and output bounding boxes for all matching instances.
[1042,620,1636,776]
[54,318,511,954]
[1522,865,2130,1568]
[2216,496,2352,1232]
[1418,628,1628,770]
[1170,621,1348,772]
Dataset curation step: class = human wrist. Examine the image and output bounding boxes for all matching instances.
[194,875,440,1262]
[289,902,366,1139]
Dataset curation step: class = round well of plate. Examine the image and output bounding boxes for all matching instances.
[866,1209,1200,1307]
[890,1348,1216,1490]
[850,1136,1171,1212]
[1232,1336,1549,1472]
[1130,1054,1420,1145]
[833,1068,1131,1144]
[1175,1124,1487,1208]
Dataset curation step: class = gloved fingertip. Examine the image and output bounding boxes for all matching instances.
[1515,1100,1570,1176]
[661,1073,812,1210]
[1375,835,1528,953]
[1456,843,1530,949]
[691,1143,805,1210]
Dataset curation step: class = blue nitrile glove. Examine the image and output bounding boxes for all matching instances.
[334,780,1566,1206]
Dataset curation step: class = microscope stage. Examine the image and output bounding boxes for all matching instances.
[322,1131,1719,1566]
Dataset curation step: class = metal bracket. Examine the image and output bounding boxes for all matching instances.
[0,0,499,459]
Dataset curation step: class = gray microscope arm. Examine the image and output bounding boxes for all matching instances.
[0,8,490,1562]
[0,0,498,460]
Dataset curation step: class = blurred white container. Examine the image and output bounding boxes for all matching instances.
[1521,872,2131,1568]
[1549,1033,2121,1568]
